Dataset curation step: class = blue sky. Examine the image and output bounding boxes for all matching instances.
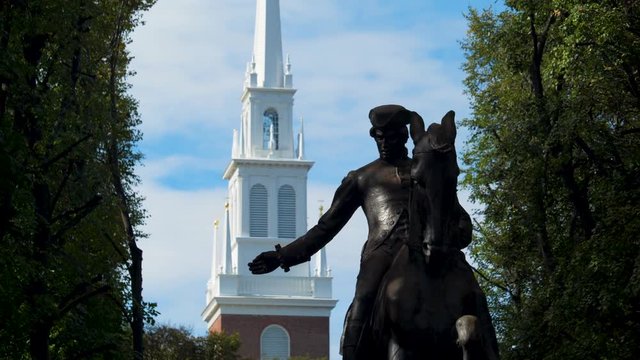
[129,1,503,359]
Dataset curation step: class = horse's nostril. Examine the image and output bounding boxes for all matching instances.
[422,243,429,249]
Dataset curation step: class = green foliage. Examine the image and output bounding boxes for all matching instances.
[0,0,155,358]
[198,331,243,360]
[144,325,242,360]
[462,1,640,359]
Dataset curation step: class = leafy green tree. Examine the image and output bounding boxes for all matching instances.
[144,325,242,360]
[145,325,200,360]
[197,331,242,360]
[462,1,640,359]
[0,0,155,358]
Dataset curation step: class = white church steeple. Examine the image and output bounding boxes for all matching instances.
[203,2,335,358]
[238,0,297,159]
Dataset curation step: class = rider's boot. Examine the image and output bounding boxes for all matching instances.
[341,295,374,359]
[341,320,364,360]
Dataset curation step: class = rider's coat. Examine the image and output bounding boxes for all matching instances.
[277,157,412,268]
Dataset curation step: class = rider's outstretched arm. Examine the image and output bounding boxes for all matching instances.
[249,172,361,273]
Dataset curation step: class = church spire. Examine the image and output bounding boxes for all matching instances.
[210,219,219,279]
[224,203,233,274]
[252,0,284,88]
[297,117,305,159]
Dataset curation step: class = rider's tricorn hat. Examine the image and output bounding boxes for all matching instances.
[369,104,412,130]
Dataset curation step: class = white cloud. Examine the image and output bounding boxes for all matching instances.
[130,0,472,149]
[139,155,227,183]
[130,0,254,137]
[138,178,227,329]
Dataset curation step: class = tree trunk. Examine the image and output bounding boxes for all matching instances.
[29,323,51,360]
[130,245,144,360]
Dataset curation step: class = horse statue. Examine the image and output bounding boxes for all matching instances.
[368,111,500,360]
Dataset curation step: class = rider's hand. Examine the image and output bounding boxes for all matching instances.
[248,251,281,274]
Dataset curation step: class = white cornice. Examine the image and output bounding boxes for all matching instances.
[223,158,314,179]
[241,86,297,102]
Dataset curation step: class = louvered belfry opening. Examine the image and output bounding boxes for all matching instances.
[278,185,296,238]
[250,184,268,237]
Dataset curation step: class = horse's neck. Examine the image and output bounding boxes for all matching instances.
[411,183,460,247]
[408,186,427,245]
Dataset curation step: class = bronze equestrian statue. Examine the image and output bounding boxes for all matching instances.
[248,105,499,359]
[370,110,499,359]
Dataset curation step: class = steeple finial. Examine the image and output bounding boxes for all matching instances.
[284,53,293,87]
[285,54,291,74]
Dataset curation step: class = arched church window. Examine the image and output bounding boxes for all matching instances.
[250,184,268,237]
[278,185,296,238]
[263,108,279,150]
[260,324,290,360]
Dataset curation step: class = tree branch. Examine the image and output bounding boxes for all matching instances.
[58,284,111,318]
[57,275,111,318]
[536,165,556,273]
[558,152,595,239]
[529,10,557,101]
[52,194,103,241]
[50,161,75,216]
[537,12,557,57]
[106,292,132,324]
[575,135,603,170]
[40,133,92,171]
[102,230,129,264]
[469,263,521,303]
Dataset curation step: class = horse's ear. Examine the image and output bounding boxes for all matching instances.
[441,110,456,144]
[409,111,425,144]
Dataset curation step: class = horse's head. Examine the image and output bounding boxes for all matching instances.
[409,111,460,262]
